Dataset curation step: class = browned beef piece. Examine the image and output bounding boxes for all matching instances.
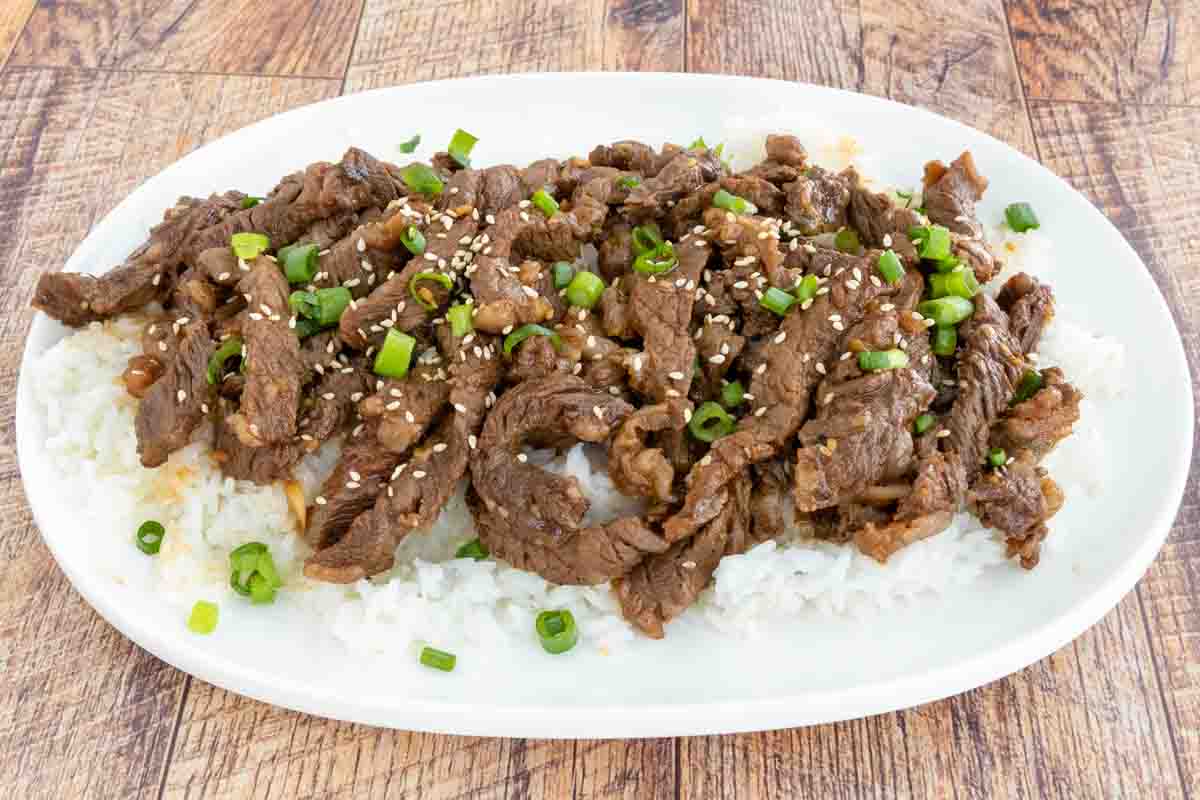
[854,508,956,563]
[171,271,222,320]
[227,259,304,447]
[33,192,244,326]
[507,332,574,384]
[588,140,678,177]
[308,207,422,298]
[304,331,504,582]
[134,321,216,467]
[359,364,451,453]
[556,312,631,389]
[766,134,808,167]
[483,205,583,264]
[122,354,164,398]
[468,376,669,584]
[897,450,968,521]
[991,367,1081,460]
[625,148,726,214]
[968,455,1065,569]
[599,284,636,339]
[521,158,562,195]
[297,360,371,446]
[598,221,635,283]
[815,502,892,544]
[667,176,787,236]
[751,459,793,541]
[782,166,851,235]
[922,151,988,237]
[610,403,678,503]
[694,320,745,398]
[293,209,365,249]
[846,171,922,263]
[951,235,1000,284]
[211,399,302,483]
[470,254,556,334]
[196,247,241,287]
[997,272,1055,353]
[303,426,403,550]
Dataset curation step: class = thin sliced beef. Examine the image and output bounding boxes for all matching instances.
[588,140,678,177]
[134,321,216,467]
[997,272,1054,353]
[610,404,678,503]
[598,221,636,283]
[212,399,302,483]
[846,170,922,263]
[922,151,988,237]
[470,254,556,334]
[693,319,745,399]
[359,364,451,453]
[122,354,164,399]
[625,148,726,215]
[303,427,402,550]
[991,367,1081,460]
[951,234,1000,284]
[853,450,967,562]
[968,454,1065,569]
[196,247,241,287]
[782,166,851,235]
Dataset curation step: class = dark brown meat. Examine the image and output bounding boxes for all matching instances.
[195,247,241,287]
[782,166,851,235]
[134,321,216,467]
[588,140,677,178]
[766,134,808,167]
[991,367,1081,460]
[922,151,988,238]
[846,171,922,263]
[597,221,635,283]
[211,399,302,484]
[122,354,164,399]
[303,428,403,550]
[469,254,556,334]
[997,272,1055,353]
[968,455,1065,569]
[625,148,726,215]
[610,403,678,503]
[359,364,451,453]
[951,235,1000,285]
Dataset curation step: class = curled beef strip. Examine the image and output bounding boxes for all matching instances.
[968,454,1065,569]
[302,423,400,551]
[470,254,556,334]
[922,151,988,238]
[361,364,452,454]
[854,450,965,562]
[991,367,1081,461]
[625,148,726,215]
[610,404,678,504]
[134,321,217,468]
[782,166,852,235]
[845,170,922,263]
[996,272,1054,354]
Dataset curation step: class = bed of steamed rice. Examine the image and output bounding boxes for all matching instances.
[26,196,1125,657]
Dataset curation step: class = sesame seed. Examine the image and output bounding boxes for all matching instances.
[774,331,787,344]
[665,389,681,397]
[517,453,528,463]
[882,234,893,247]
[880,303,895,312]
[469,435,478,449]
[755,406,767,417]
[668,370,685,380]
[323,392,336,400]
[454,403,467,413]
[816,362,826,374]
[936,429,951,438]
[413,470,427,479]
[756,363,767,375]
[405,410,415,423]
[315,496,327,506]
[176,389,187,403]
[200,403,209,413]
[709,354,726,364]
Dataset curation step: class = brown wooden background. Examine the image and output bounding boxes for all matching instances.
[0,1,1197,797]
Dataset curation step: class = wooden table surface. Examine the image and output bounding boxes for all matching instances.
[1,1,1197,797]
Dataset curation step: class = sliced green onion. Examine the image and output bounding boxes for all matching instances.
[420,646,457,671]
[760,286,795,316]
[911,224,951,262]
[531,189,559,217]
[617,175,641,190]
[631,223,664,255]
[895,189,914,207]
[689,401,736,443]
[913,413,934,434]
[374,329,416,379]
[277,243,319,284]
[834,228,860,254]
[207,335,243,385]
[535,609,578,655]
[397,134,421,154]
[240,196,262,209]
[931,255,962,274]
[633,241,677,276]
[1012,369,1044,404]
[229,541,281,604]
[312,287,352,326]
[931,325,957,356]
[230,542,267,576]
[858,349,910,371]
[401,163,444,196]
[794,274,819,304]
[552,261,576,290]
[448,302,474,337]
[409,271,453,310]
[503,324,561,355]
[447,128,479,168]
[933,269,979,300]
[187,601,218,634]
[877,249,904,285]
[294,317,324,339]
[399,225,426,256]
[1005,202,1039,233]
[230,232,270,260]
[135,520,164,555]
[455,538,488,560]
[988,447,1008,468]
[565,271,605,309]
[248,573,276,604]
[688,136,707,150]
[916,296,974,327]
[721,381,745,408]
[713,188,758,216]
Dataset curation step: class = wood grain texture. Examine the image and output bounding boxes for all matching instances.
[10,0,364,77]
[0,0,35,70]
[1007,0,1199,105]
[686,0,1037,155]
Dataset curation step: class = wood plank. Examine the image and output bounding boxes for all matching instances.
[0,66,341,800]
[686,0,1037,155]
[1006,0,1199,106]
[0,0,35,70]
[344,0,682,91]
[9,0,363,77]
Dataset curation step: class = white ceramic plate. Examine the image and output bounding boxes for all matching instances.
[16,73,1192,738]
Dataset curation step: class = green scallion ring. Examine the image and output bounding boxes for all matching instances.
[447,302,474,337]
[420,646,457,671]
[552,261,576,290]
[721,381,745,408]
[834,228,860,254]
[858,349,910,371]
[1012,369,1044,404]
[455,538,489,560]
[401,163,444,196]
[1005,202,1039,233]
[931,325,957,357]
[447,128,479,169]
[617,175,641,190]
[689,401,736,443]
[313,287,352,326]
[564,271,605,309]
[135,520,165,555]
[916,296,974,327]
[207,335,243,385]
[187,601,218,634]
[503,324,561,355]
[794,274,819,304]
[230,232,270,261]
[409,271,453,311]
[531,189,559,217]
[632,241,677,275]
[712,188,758,216]
[535,609,579,655]
[631,223,664,255]
[759,286,795,316]
[374,329,417,379]
[877,249,904,285]
[913,413,934,435]
[915,224,951,262]
[399,225,426,256]
[397,134,421,154]
[988,447,1008,468]
[240,196,263,209]
[278,242,320,284]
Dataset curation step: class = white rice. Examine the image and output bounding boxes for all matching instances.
[28,232,1125,653]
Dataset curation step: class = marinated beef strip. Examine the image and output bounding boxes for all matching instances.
[664,249,906,543]
[846,171,922,263]
[996,272,1055,354]
[854,450,965,562]
[968,453,1065,568]
[227,259,304,447]
[782,165,852,235]
[134,321,217,467]
[610,404,678,503]
[467,376,668,585]
[991,367,1081,460]
[34,192,244,326]
[624,147,726,215]
[588,140,679,178]
[361,364,452,454]
[922,151,988,238]
[211,399,302,483]
[304,331,504,582]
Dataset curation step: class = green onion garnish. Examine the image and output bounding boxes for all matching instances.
[447,128,479,168]
[419,646,457,671]
[230,232,270,260]
[721,381,745,408]
[712,188,758,216]
[399,225,426,256]
[455,538,488,560]
[531,189,559,217]
[988,447,1008,468]
[895,189,914,207]
[401,163,444,196]
[374,329,416,379]
[794,274,819,304]
[689,401,736,443]
[688,136,707,150]
[277,242,320,284]
[834,229,860,254]
[910,224,951,262]
[858,349,910,371]
[535,609,579,655]
[929,269,979,300]
[631,223,664,255]
[294,318,324,339]
[633,241,678,276]
[447,302,473,337]
[241,196,262,209]
[229,542,283,604]
[760,286,796,316]
[552,261,576,290]
[289,287,352,326]
[1012,369,1043,404]
[916,296,974,327]
[397,134,421,154]
[207,335,243,385]
[617,175,641,190]
[931,325,957,356]
[1005,202,1039,233]
[564,270,605,309]
[503,324,561,355]
[877,249,904,285]
[409,271,453,310]
[135,520,164,555]
[913,413,934,434]
[931,255,962,274]
[187,601,218,634]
